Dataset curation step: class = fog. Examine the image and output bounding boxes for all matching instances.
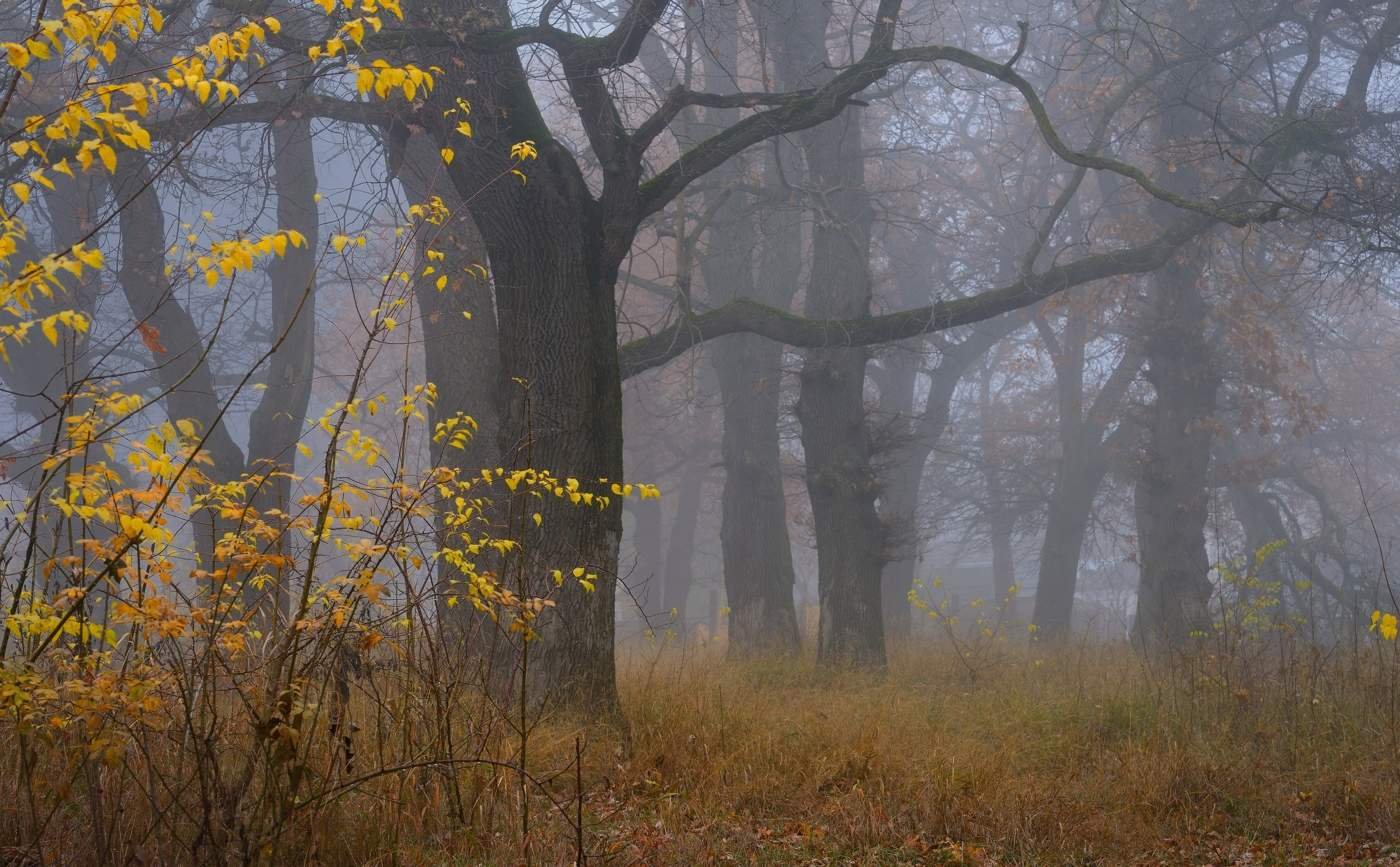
[4,0,1400,861]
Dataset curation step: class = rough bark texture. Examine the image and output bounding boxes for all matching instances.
[414,0,626,710]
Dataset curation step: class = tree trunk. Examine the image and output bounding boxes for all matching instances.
[1130,30,1222,653]
[661,454,706,633]
[874,347,922,640]
[978,361,1017,605]
[392,129,503,657]
[410,6,624,711]
[796,106,885,666]
[756,0,885,667]
[698,0,802,655]
[1032,464,1098,634]
[1131,256,1218,651]
[246,98,320,627]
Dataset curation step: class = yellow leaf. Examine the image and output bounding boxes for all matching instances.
[3,42,30,69]
[440,147,454,165]
[40,316,58,346]
[10,182,29,204]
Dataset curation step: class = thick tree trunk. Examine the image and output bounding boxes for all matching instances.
[1130,29,1222,653]
[407,0,627,711]
[715,332,802,653]
[1131,257,1218,651]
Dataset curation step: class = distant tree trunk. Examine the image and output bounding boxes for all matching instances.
[876,317,1023,639]
[871,224,943,642]
[1032,463,1099,633]
[1132,255,1218,650]
[754,0,886,667]
[978,361,1017,604]
[797,119,884,665]
[699,1,801,655]
[628,494,663,623]
[874,347,922,641]
[113,158,249,583]
[1228,483,1283,612]
[1031,303,1143,635]
[246,95,320,627]
[1131,31,1222,653]
[661,453,707,632]
[797,128,885,666]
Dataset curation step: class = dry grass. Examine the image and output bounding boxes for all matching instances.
[590,641,1400,865]
[5,638,1400,865]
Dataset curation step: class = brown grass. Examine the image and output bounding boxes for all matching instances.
[5,638,1400,865]
[594,641,1400,865]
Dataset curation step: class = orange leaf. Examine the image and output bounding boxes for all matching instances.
[137,322,166,355]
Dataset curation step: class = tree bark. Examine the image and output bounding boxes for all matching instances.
[978,362,1017,605]
[391,129,503,658]
[245,92,320,626]
[1031,308,1142,636]
[1130,27,1224,653]
[1131,257,1218,650]
[698,0,802,655]
[660,453,706,633]
[756,0,887,666]
[414,4,626,709]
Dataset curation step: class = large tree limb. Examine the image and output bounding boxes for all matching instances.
[618,211,1213,379]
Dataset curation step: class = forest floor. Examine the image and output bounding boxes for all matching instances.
[564,642,1400,866]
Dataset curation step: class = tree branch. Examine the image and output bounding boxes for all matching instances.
[619,211,1214,379]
